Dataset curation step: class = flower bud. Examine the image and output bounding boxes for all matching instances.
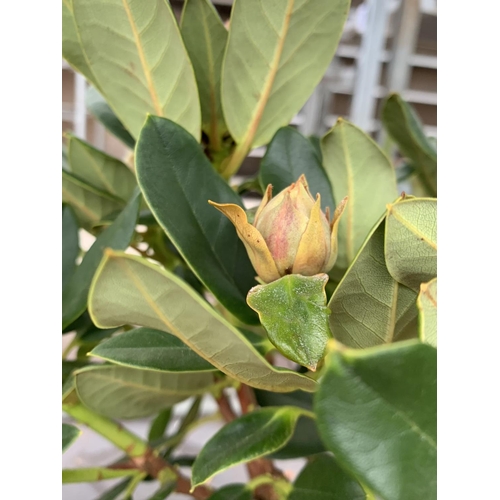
[209,174,347,283]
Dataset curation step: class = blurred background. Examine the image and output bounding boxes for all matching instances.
[62,0,437,498]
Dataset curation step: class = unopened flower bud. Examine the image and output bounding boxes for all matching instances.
[209,174,347,283]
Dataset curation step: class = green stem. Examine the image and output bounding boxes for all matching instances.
[62,402,148,457]
[220,141,249,179]
[62,468,140,483]
[122,472,148,498]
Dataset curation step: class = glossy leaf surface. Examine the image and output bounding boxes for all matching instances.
[72,0,200,139]
[89,251,316,392]
[382,94,437,196]
[136,116,258,324]
[192,407,306,487]
[321,119,398,269]
[62,190,140,328]
[329,218,418,348]
[315,341,437,500]
[259,126,335,211]
[180,0,228,144]
[417,277,437,347]
[385,197,437,290]
[222,0,349,149]
[75,365,214,419]
[289,454,366,500]
[247,274,331,370]
[90,327,216,372]
[85,86,135,149]
[207,485,252,500]
[62,423,81,452]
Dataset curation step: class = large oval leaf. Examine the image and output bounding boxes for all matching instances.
[321,119,398,270]
[191,407,307,487]
[180,0,228,146]
[75,365,214,419]
[221,0,349,173]
[90,327,216,372]
[136,116,258,325]
[417,278,437,347]
[385,197,437,290]
[315,341,437,500]
[289,454,367,500]
[89,251,316,393]
[67,135,136,202]
[329,217,418,348]
[86,86,136,149]
[259,126,335,212]
[62,190,140,328]
[72,0,200,139]
[382,93,437,196]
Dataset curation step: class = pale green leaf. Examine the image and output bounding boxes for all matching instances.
[385,197,437,290]
[321,119,398,269]
[72,0,201,139]
[417,277,437,347]
[329,217,418,348]
[75,365,214,419]
[180,0,228,145]
[88,251,316,392]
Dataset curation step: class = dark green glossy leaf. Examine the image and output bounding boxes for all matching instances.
[136,116,258,325]
[180,0,228,144]
[148,409,172,442]
[62,423,81,452]
[247,274,331,370]
[192,407,307,487]
[255,390,325,459]
[329,217,418,348]
[85,86,135,149]
[207,485,252,500]
[385,197,437,291]
[89,251,316,392]
[67,135,136,202]
[315,341,437,500]
[147,480,176,500]
[289,454,366,500]
[239,329,273,357]
[62,204,79,292]
[382,94,437,196]
[90,327,216,372]
[75,365,215,419]
[417,278,437,347]
[62,190,140,328]
[259,127,335,211]
[96,478,132,500]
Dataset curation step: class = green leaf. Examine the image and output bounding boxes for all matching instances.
[75,365,214,419]
[329,217,418,348]
[63,360,90,386]
[90,327,216,372]
[95,478,132,500]
[148,408,172,442]
[136,116,258,325]
[255,390,325,459]
[192,407,307,487]
[382,93,437,196]
[180,0,228,145]
[72,0,200,140]
[289,454,366,500]
[89,251,316,393]
[62,0,98,85]
[86,86,136,149]
[147,481,176,500]
[62,423,81,452]
[259,127,335,212]
[315,341,437,500]
[247,274,331,371]
[221,0,349,151]
[62,204,80,292]
[417,278,437,347]
[385,197,437,290]
[321,119,398,270]
[207,485,252,500]
[239,329,274,357]
[67,135,136,202]
[62,170,124,230]
[62,190,140,328]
